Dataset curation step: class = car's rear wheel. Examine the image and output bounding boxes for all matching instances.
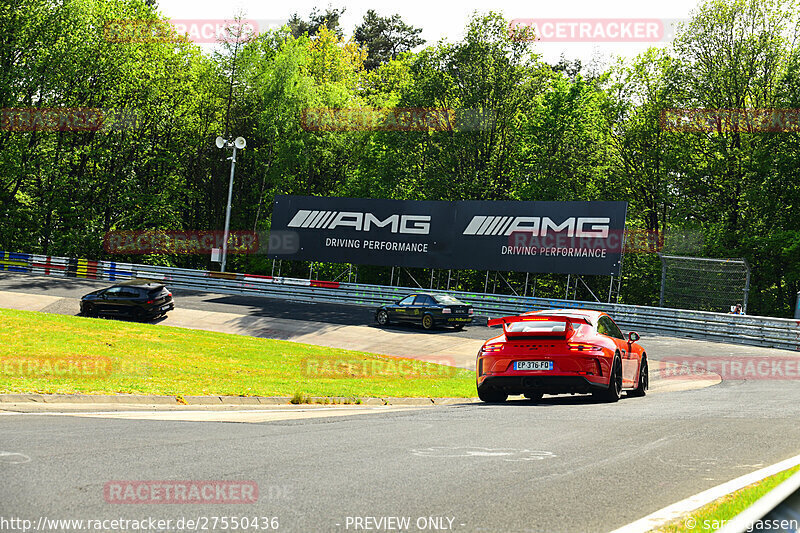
[421,314,434,330]
[83,304,96,318]
[524,391,543,401]
[376,310,389,326]
[594,355,622,403]
[453,324,464,331]
[628,355,648,397]
[478,387,508,403]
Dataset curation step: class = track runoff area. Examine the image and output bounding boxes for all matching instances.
[1,196,799,533]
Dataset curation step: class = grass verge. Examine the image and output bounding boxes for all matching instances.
[652,464,800,532]
[0,308,476,398]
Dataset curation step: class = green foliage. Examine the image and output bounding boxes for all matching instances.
[288,6,347,39]
[3,0,800,316]
[353,10,425,70]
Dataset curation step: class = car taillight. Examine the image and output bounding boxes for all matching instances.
[146,299,154,304]
[167,292,172,297]
[482,344,504,353]
[468,308,474,315]
[442,308,451,314]
[568,343,602,352]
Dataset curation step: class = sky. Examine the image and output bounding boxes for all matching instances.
[157,0,701,66]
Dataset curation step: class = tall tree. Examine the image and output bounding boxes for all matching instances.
[288,6,346,39]
[672,0,799,247]
[353,10,424,70]
[670,0,800,313]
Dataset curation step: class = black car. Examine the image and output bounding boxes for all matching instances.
[375,293,474,330]
[80,279,174,321]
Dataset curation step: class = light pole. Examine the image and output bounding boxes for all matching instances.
[215,135,246,272]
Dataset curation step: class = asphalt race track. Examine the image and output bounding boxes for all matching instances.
[2,272,800,532]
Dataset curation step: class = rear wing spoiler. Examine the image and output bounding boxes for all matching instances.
[487,315,591,338]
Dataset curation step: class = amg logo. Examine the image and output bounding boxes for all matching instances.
[288,210,431,235]
[463,216,610,238]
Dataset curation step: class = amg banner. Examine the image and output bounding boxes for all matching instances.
[269,195,628,275]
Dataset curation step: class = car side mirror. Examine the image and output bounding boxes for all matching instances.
[628,331,640,343]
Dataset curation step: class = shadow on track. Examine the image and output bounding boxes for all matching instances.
[475,394,646,407]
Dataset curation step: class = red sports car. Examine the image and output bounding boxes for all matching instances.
[476,310,648,403]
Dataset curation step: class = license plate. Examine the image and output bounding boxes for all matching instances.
[161,305,171,311]
[514,360,553,371]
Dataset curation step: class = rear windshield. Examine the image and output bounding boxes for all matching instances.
[433,295,465,305]
[147,287,167,297]
[506,320,567,333]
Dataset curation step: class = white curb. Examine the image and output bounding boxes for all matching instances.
[608,453,800,533]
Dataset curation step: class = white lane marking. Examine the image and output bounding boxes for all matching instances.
[608,453,800,533]
[0,451,31,464]
[411,447,556,462]
[0,406,420,423]
[1,407,392,416]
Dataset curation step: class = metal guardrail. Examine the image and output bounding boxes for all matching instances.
[718,468,800,533]
[2,251,799,351]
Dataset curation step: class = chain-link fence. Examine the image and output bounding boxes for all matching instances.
[658,254,750,313]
